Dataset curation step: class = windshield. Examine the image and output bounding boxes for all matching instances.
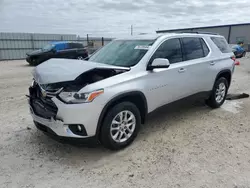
[42,44,55,51]
[88,40,155,67]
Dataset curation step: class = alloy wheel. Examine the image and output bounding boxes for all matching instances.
[110,110,136,143]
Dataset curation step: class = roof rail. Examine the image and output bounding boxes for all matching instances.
[179,31,219,35]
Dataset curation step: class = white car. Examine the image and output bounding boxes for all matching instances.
[28,32,235,150]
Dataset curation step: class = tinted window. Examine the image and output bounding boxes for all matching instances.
[55,43,67,51]
[76,43,84,48]
[201,39,210,56]
[68,43,84,49]
[42,44,55,51]
[182,37,204,60]
[150,38,182,64]
[211,37,231,53]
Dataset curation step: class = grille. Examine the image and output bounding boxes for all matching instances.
[29,82,58,119]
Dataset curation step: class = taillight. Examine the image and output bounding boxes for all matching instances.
[231,55,240,66]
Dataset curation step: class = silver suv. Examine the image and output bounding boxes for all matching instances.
[28,33,235,150]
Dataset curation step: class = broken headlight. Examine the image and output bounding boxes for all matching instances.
[59,89,104,104]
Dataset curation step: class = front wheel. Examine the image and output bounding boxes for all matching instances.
[206,77,229,108]
[100,102,141,150]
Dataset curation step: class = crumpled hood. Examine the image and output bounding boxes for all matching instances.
[32,58,130,84]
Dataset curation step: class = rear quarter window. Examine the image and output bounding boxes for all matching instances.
[211,37,231,53]
[69,43,84,49]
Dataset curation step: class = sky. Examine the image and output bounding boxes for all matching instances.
[0,0,250,38]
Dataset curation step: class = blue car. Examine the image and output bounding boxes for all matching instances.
[232,42,246,58]
[26,41,88,66]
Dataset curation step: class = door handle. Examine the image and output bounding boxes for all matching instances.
[178,68,186,73]
[210,61,215,65]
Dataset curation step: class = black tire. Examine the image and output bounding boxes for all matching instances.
[77,56,83,60]
[29,59,40,66]
[100,102,141,150]
[206,77,229,108]
[242,51,246,57]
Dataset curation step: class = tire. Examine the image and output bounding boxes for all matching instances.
[77,56,83,60]
[242,51,246,57]
[206,77,229,108]
[29,58,40,66]
[100,102,141,150]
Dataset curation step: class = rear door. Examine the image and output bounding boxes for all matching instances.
[54,43,69,58]
[180,37,212,94]
[73,43,88,58]
[60,43,76,59]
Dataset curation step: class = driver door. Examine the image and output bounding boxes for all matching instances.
[144,38,191,111]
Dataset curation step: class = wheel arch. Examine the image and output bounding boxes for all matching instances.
[215,69,232,87]
[96,91,148,137]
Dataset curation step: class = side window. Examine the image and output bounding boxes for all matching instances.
[76,43,84,48]
[150,38,182,64]
[67,43,75,49]
[201,39,210,56]
[211,37,231,53]
[182,37,204,60]
[55,43,65,51]
[68,43,84,49]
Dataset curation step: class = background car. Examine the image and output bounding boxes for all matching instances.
[26,41,88,66]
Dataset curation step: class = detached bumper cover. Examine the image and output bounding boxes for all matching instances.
[28,96,103,139]
[30,105,82,138]
[28,80,104,142]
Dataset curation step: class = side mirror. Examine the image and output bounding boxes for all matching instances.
[147,58,170,70]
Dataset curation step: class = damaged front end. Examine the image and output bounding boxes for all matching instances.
[28,81,58,120]
[28,59,129,120]
[50,68,128,104]
[30,62,129,105]
[39,67,128,93]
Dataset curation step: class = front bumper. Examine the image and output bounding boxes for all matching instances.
[33,121,98,145]
[29,96,103,139]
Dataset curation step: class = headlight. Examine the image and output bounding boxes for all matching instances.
[59,89,104,104]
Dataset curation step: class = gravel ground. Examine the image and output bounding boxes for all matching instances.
[0,58,250,188]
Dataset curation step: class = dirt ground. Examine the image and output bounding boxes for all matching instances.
[0,57,250,188]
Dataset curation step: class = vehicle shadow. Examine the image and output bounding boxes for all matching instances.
[19,63,32,67]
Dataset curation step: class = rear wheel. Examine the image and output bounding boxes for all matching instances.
[206,77,228,108]
[77,56,83,60]
[100,102,141,150]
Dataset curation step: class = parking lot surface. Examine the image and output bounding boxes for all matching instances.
[0,58,250,188]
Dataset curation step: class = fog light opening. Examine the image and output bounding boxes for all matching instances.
[68,124,87,136]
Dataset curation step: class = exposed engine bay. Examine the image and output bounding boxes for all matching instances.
[39,68,128,92]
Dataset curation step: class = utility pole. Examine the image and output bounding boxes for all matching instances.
[131,25,133,36]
